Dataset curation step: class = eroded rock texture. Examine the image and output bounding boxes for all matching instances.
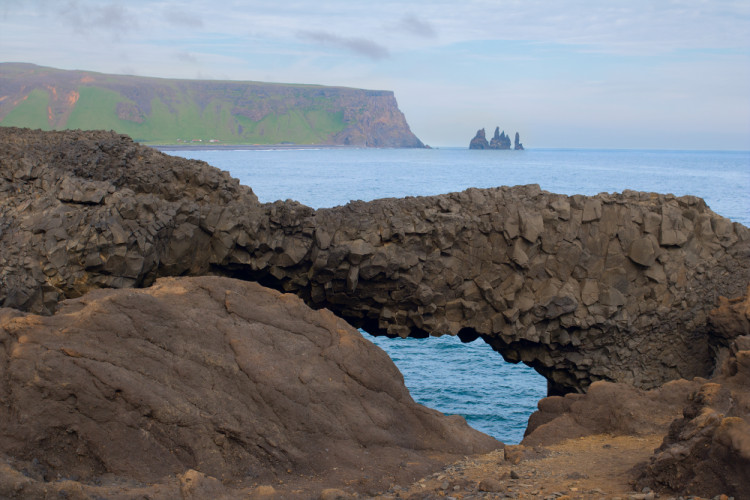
[520,289,750,499]
[0,276,499,498]
[521,378,699,448]
[1,127,749,394]
[634,289,750,499]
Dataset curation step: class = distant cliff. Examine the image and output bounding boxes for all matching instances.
[470,127,524,150]
[0,63,424,147]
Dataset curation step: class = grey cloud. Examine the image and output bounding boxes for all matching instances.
[399,14,436,38]
[164,10,204,28]
[58,1,139,36]
[175,51,198,63]
[93,4,131,28]
[299,30,390,60]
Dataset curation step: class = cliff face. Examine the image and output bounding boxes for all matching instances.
[0,63,424,147]
[2,127,749,398]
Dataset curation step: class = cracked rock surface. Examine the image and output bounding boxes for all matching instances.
[0,275,499,498]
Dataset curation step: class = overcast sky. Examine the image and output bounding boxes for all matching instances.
[2,0,749,149]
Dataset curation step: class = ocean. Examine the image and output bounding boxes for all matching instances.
[166,147,750,444]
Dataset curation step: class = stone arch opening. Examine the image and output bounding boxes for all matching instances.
[226,186,748,400]
[362,329,547,444]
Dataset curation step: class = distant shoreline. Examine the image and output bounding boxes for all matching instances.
[151,144,358,152]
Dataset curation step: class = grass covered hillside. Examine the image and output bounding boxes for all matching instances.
[0,63,424,147]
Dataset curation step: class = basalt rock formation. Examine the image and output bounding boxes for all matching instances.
[469,128,490,149]
[489,127,511,149]
[469,127,523,150]
[0,276,499,498]
[520,290,750,498]
[633,288,750,498]
[2,127,749,396]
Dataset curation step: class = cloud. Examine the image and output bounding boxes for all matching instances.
[91,3,133,29]
[56,0,139,38]
[298,30,390,60]
[164,10,204,28]
[398,14,436,38]
[174,51,198,63]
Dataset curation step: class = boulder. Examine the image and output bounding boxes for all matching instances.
[522,378,699,447]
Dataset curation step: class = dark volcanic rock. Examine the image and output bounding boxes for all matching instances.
[2,127,750,395]
[469,128,490,149]
[0,276,499,498]
[470,127,523,150]
[489,127,511,149]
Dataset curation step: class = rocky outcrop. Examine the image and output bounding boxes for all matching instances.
[0,275,499,498]
[490,127,511,149]
[633,290,750,499]
[469,126,523,149]
[520,290,750,499]
[521,379,699,448]
[469,128,490,149]
[2,127,749,396]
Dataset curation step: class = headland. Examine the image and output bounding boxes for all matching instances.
[0,63,425,148]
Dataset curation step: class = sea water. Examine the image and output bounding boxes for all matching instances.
[167,147,750,443]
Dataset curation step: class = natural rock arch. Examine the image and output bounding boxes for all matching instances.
[2,127,748,395]
[238,186,749,395]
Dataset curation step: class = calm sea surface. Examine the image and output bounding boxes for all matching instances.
[167,147,750,443]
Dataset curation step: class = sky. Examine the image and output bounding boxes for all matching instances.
[1,0,749,149]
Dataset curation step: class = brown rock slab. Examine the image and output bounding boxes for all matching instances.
[522,379,699,447]
[628,236,657,267]
[0,276,499,497]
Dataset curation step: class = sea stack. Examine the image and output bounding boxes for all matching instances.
[469,128,490,149]
[490,127,511,149]
[469,126,523,149]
